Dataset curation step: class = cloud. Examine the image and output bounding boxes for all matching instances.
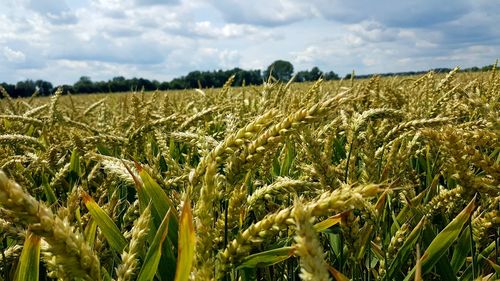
[187,21,262,39]
[0,0,498,85]
[133,0,180,6]
[314,0,471,27]
[28,0,69,14]
[3,47,26,63]
[166,46,242,73]
[205,0,473,28]
[435,7,500,46]
[346,21,398,43]
[46,11,78,24]
[45,30,170,65]
[27,0,78,24]
[103,27,143,38]
[208,0,315,26]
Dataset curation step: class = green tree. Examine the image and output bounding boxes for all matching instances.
[74,76,96,93]
[264,60,294,82]
[159,81,170,90]
[136,78,155,91]
[324,71,339,81]
[35,80,53,96]
[185,71,204,88]
[309,66,322,81]
[1,82,15,97]
[296,67,325,82]
[296,70,311,82]
[15,79,37,98]
[57,85,74,94]
[109,76,129,92]
[169,78,187,89]
[234,69,262,86]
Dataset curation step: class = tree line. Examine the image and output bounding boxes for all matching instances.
[0,60,496,98]
[0,60,341,98]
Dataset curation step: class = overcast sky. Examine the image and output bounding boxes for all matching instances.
[1,0,499,85]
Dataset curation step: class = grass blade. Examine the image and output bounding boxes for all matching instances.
[461,241,496,279]
[122,160,149,213]
[327,265,350,281]
[404,196,476,280]
[136,163,179,248]
[386,217,425,279]
[82,192,127,252]
[174,197,196,281]
[451,225,471,273]
[15,232,41,281]
[415,244,422,281]
[314,211,349,232]
[84,218,98,248]
[135,163,179,280]
[69,148,82,178]
[486,259,500,275]
[137,208,172,281]
[237,247,295,269]
[41,173,57,204]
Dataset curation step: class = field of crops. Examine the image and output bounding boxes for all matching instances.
[0,68,499,281]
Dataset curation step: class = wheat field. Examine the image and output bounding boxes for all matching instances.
[0,67,499,281]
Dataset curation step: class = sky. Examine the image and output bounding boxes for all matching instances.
[0,0,499,85]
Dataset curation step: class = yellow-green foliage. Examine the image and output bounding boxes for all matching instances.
[0,69,499,281]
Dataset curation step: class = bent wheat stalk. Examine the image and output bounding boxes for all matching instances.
[0,171,101,281]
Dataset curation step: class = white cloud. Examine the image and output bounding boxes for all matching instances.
[26,0,78,24]
[0,0,498,84]
[344,34,364,48]
[133,0,179,6]
[362,58,377,66]
[346,21,398,43]
[189,21,261,39]
[313,0,471,27]
[207,0,315,26]
[3,47,26,63]
[218,49,240,68]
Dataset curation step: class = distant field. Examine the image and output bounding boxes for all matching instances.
[0,69,499,280]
